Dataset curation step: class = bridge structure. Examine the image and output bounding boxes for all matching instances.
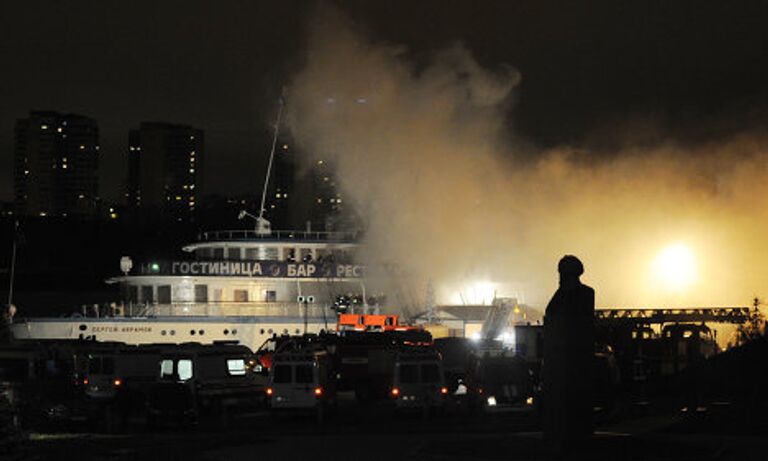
[595,307,753,326]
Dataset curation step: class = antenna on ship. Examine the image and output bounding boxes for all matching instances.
[241,91,284,235]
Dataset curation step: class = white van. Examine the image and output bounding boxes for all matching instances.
[267,350,334,419]
[390,351,448,411]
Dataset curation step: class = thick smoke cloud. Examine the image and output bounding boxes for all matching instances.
[285,5,768,312]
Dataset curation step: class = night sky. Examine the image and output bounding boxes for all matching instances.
[2,0,767,203]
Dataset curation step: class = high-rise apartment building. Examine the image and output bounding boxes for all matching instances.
[13,111,99,218]
[127,122,203,222]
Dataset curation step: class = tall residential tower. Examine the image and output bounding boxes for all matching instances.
[127,122,204,222]
[13,111,100,218]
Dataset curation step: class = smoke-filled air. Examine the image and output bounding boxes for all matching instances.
[285,5,768,312]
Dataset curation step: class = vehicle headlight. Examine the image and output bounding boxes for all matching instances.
[487,396,497,406]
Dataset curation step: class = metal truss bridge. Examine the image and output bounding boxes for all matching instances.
[595,307,754,326]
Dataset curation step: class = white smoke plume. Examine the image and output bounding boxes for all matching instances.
[285,5,768,312]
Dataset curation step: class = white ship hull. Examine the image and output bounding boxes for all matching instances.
[11,316,334,351]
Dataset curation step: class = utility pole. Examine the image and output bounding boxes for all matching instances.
[7,221,19,309]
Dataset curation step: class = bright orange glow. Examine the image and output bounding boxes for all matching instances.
[652,243,697,291]
[314,387,323,396]
[83,378,89,385]
[113,378,122,387]
[266,387,273,396]
[440,387,448,395]
[391,387,400,397]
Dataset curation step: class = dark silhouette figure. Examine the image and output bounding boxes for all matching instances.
[543,255,595,454]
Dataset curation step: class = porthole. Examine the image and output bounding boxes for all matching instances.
[259,329,265,335]
[199,330,204,335]
[190,330,196,335]
[170,330,175,336]
[295,329,300,334]
[232,329,237,335]
[78,324,87,331]
[223,329,229,335]
[267,329,273,335]
[161,330,167,336]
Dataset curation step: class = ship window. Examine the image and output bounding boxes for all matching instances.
[227,359,246,376]
[245,248,259,260]
[226,247,241,260]
[234,289,248,302]
[213,248,224,259]
[260,329,265,335]
[213,289,222,302]
[223,329,229,335]
[194,285,208,302]
[198,330,204,335]
[157,285,171,304]
[264,290,277,302]
[232,329,237,335]
[178,360,193,381]
[127,286,138,303]
[141,285,154,304]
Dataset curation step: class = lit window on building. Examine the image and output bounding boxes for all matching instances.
[56,127,63,133]
[282,144,288,150]
[189,169,195,174]
[41,124,48,130]
[79,145,85,150]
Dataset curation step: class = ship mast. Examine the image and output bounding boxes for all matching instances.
[254,95,285,235]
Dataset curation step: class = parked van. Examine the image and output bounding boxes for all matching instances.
[471,353,535,413]
[267,349,335,420]
[146,343,263,426]
[390,350,448,412]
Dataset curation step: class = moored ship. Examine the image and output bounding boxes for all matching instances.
[10,225,376,350]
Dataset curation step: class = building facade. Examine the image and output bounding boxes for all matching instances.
[127,122,203,222]
[13,111,99,218]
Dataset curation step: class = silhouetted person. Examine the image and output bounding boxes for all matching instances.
[543,255,595,454]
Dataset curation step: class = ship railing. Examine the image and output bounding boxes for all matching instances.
[123,302,336,318]
[197,229,360,243]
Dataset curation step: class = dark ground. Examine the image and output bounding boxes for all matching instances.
[11,403,768,461]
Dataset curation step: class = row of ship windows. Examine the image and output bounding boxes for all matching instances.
[128,285,276,303]
[195,247,353,263]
